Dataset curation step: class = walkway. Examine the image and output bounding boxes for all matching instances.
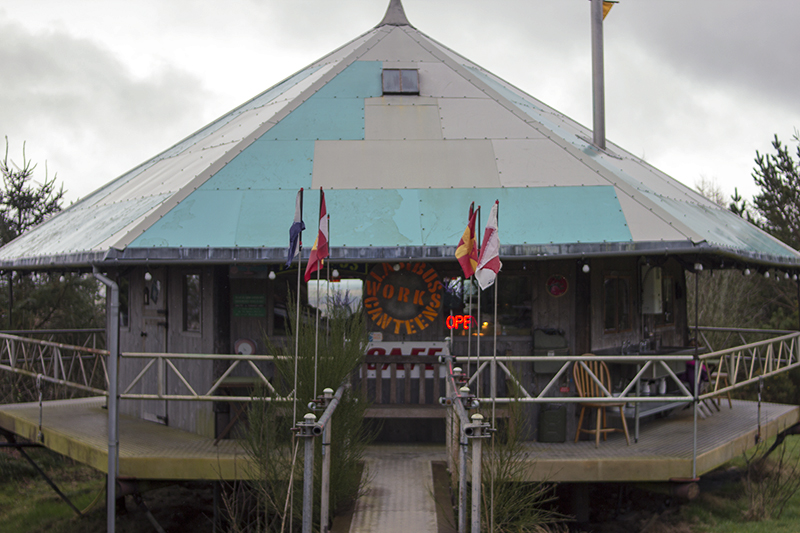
[347,445,451,533]
[0,396,248,479]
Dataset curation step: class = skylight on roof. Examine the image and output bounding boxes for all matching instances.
[382,69,419,94]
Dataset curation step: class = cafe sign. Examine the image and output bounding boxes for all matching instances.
[364,262,443,335]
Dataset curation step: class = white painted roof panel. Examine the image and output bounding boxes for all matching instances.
[492,139,605,188]
[312,139,500,189]
[439,98,544,140]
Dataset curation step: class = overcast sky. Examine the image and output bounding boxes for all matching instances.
[2,0,799,205]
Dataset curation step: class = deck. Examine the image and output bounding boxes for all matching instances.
[523,399,799,482]
[0,397,248,480]
[0,398,796,484]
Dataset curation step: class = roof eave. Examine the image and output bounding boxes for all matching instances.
[2,241,798,271]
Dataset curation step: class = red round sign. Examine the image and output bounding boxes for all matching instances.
[546,275,568,297]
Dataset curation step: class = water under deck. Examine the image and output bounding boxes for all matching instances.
[0,398,796,484]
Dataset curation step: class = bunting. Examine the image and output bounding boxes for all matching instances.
[476,201,502,290]
[455,204,478,278]
[304,188,329,282]
[286,188,305,267]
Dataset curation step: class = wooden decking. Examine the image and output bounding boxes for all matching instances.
[0,397,249,480]
[0,397,796,483]
[523,400,799,482]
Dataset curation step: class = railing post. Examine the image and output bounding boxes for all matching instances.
[297,412,317,533]
[319,388,334,533]
[466,413,490,533]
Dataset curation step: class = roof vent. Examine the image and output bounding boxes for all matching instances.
[377,0,413,28]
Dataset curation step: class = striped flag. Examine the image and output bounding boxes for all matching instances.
[475,201,501,290]
[455,204,478,278]
[304,188,329,282]
[286,188,305,267]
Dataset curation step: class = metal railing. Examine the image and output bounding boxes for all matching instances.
[118,352,286,402]
[0,332,109,397]
[454,330,800,406]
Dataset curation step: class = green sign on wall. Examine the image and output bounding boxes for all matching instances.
[233,294,266,318]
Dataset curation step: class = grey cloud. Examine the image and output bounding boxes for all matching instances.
[0,17,213,198]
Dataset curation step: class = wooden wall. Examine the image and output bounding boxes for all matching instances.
[116,266,217,438]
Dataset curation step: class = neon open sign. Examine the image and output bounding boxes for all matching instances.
[446,315,473,330]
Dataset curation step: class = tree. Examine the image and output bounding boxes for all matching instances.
[749,131,800,250]
[0,138,63,246]
[0,139,103,332]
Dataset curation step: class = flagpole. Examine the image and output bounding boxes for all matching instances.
[491,201,499,428]
[476,206,482,399]
[293,189,304,429]
[314,261,321,398]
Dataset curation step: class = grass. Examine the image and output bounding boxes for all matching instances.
[7,435,800,532]
[0,447,105,532]
[654,436,800,533]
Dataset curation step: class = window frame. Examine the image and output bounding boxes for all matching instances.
[382,69,419,95]
[654,275,675,328]
[182,272,202,333]
[603,273,633,334]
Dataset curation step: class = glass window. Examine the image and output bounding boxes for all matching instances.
[382,69,419,94]
[183,274,201,332]
[655,276,675,327]
[118,276,130,328]
[307,278,363,315]
[442,275,531,336]
[604,275,631,333]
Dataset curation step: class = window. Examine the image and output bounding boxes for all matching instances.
[307,278,363,315]
[382,69,419,94]
[183,274,201,332]
[442,275,531,336]
[118,276,130,328]
[604,275,631,333]
[655,276,675,327]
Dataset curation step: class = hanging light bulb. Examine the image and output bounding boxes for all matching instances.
[144,271,152,281]
[332,269,340,279]
[764,271,770,279]
[582,264,590,273]
[268,271,276,280]
[744,268,751,276]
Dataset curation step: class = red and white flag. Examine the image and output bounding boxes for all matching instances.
[475,201,501,290]
[304,188,329,282]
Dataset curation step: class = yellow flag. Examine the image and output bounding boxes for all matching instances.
[603,1,616,19]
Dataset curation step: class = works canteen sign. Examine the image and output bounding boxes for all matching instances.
[364,262,443,335]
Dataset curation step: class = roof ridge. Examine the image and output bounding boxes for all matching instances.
[376,0,413,28]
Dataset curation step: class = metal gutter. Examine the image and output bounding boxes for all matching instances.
[2,240,798,271]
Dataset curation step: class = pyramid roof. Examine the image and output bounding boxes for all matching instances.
[2,1,798,270]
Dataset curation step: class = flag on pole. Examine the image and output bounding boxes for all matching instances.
[475,201,502,290]
[603,0,617,19]
[304,188,329,282]
[455,204,478,278]
[286,188,305,267]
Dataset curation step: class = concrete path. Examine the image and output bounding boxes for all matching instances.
[349,445,446,533]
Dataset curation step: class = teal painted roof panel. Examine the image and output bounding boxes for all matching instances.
[313,60,383,99]
[198,140,315,192]
[131,190,244,248]
[261,98,365,141]
[130,186,631,249]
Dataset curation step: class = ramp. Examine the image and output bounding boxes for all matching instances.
[348,445,451,533]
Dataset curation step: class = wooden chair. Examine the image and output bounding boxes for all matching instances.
[573,356,631,447]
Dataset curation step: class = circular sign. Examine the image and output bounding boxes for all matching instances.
[546,275,568,297]
[364,262,443,335]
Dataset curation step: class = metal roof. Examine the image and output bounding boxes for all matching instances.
[1,0,798,270]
